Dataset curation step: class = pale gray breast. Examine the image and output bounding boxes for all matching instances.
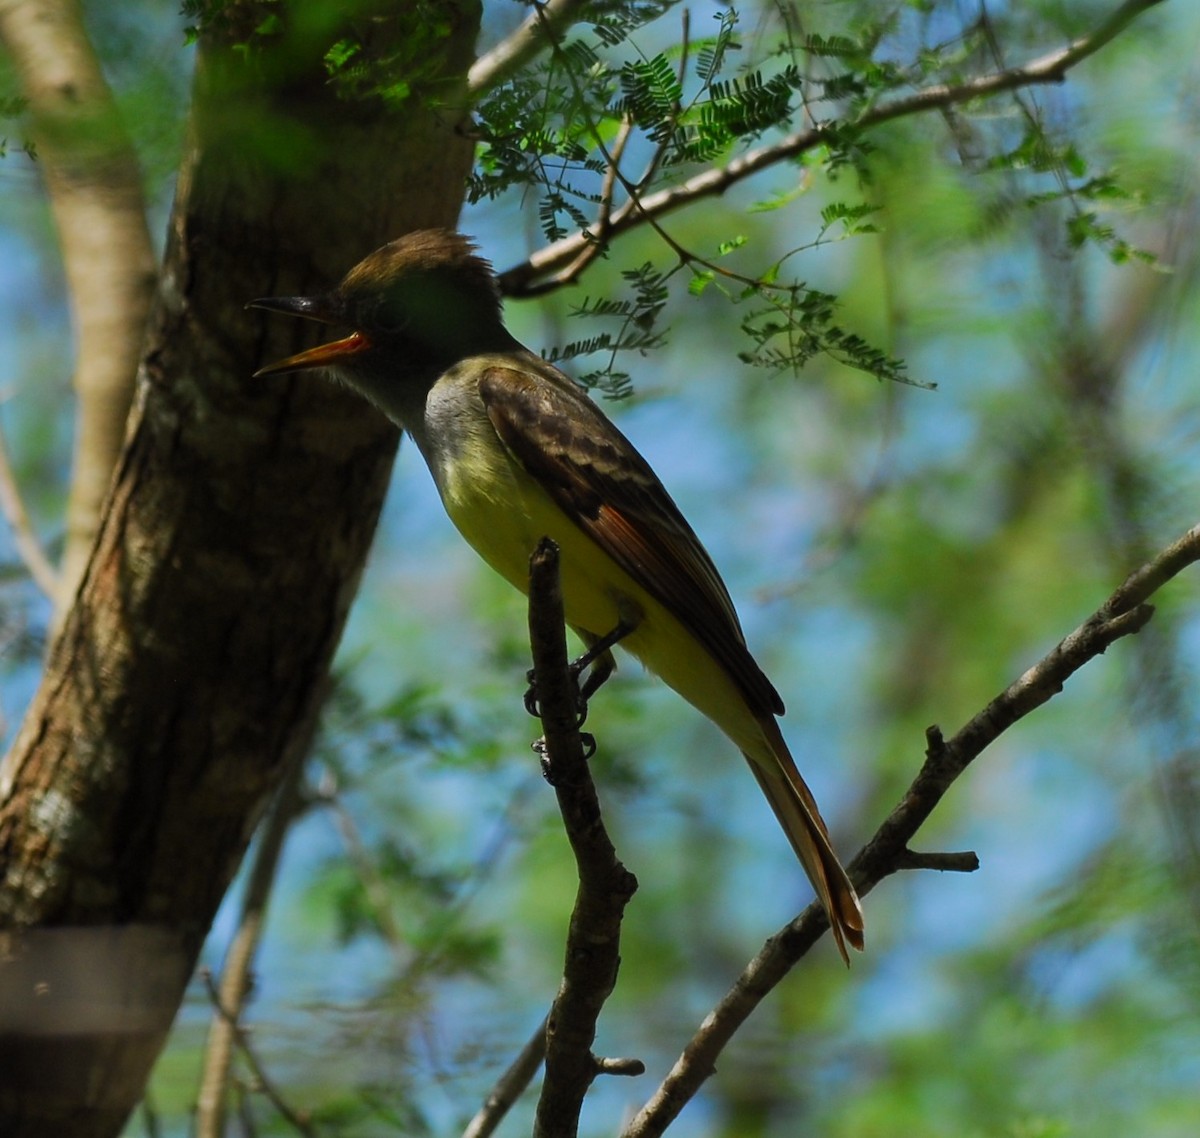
[417,360,514,500]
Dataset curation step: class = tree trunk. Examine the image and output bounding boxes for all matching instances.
[0,3,481,1134]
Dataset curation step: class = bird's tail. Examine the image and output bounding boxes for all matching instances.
[743,722,864,964]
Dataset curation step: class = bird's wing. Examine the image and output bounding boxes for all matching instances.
[478,363,784,718]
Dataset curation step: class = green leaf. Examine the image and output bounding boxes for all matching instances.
[325,38,360,73]
[620,53,682,139]
[820,199,882,237]
[591,0,674,48]
[804,32,864,60]
[695,8,741,82]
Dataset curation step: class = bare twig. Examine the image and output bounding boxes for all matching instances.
[0,414,58,599]
[467,0,593,100]
[892,849,980,873]
[195,753,307,1138]
[595,1056,646,1077]
[0,0,156,620]
[461,1017,549,1138]
[1105,524,1200,614]
[499,0,1166,296]
[527,538,640,1138]
[200,970,318,1138]
[622,520,1196,1138]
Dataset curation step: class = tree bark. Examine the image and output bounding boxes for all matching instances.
[0,3,481,1134]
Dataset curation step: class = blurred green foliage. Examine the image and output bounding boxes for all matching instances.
[2,0,1198,1135]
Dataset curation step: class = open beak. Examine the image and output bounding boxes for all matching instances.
[248,295,372,377]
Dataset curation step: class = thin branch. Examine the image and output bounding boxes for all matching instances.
[622,520,1196,1138]
[526,538,639,1138]
[621,906,830,1138]
[195,752,308,1138]
[499,0,1166,296]
[461,1017,549,1138]
[520,0,695,300]
[1106,523,1200,614]
[0,0,156,619]
[467,0,593,101]
[0,413,58,599]
[200,970,318,1138]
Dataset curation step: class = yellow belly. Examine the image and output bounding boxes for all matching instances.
[439,449,765,756]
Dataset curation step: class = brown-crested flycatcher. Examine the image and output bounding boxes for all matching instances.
[251,230,864,960]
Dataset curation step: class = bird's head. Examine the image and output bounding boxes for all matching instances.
[250,229,514,391]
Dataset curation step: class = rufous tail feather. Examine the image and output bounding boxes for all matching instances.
[743,723,864,964]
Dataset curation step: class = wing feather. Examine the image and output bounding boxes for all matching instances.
[478,362,784,719]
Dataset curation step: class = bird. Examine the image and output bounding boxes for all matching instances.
[250,229,864,961]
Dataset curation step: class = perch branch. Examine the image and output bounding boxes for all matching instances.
[527,538,639,1138]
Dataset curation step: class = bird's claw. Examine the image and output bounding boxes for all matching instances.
[523,668,541,717]
[524,665,590,727]
[526,619,633,770]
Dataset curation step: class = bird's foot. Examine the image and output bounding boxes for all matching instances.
[523,618,635,725]
[523,667,590,728]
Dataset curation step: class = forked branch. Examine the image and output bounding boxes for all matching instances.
[621,522,1193,1138]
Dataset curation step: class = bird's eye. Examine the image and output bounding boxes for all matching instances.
[373,300,409,334]
[376,307,410,333]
